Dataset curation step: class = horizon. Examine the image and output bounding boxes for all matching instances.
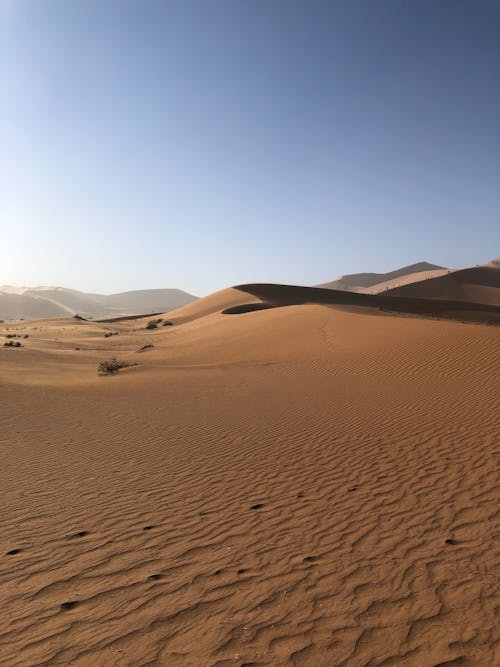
[2,0,499,296]
[0,256,495,297]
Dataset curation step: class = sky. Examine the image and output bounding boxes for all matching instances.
[1,0,499,296]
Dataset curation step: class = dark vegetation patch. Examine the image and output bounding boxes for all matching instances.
[97,358,136,375]
[146,318,163,330]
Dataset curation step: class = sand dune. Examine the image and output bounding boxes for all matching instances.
[1,286,499,666]
[317,261,449,293]
[385,263,500,307]
[359,268,452,294]
[219,282,500,325]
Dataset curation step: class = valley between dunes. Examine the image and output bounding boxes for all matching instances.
[1,286,499,666]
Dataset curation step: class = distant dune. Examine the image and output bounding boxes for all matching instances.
[0,286,198,320]
[1,276,498,665]
[318,261,450,293]
[385,262,500,307]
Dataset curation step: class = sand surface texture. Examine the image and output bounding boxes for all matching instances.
[1,286,499,666]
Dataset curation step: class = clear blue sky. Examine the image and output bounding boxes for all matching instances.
[1,0,499,295]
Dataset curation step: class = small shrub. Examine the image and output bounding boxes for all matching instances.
[145,319,161,330]
[4,341,22,348]
[162,320,173,326]
[104,331,119,338]
[73,314,87,321]
[97,358,135,375]
[137,343,154,352]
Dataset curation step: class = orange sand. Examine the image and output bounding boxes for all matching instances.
[1,287,499,666]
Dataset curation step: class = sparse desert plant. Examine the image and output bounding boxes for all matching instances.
[146,318,162,330]
[162,320,173,326]
[104,331,119,338]
[4,341,22,348]
[73,314,87,321]
[97,358,135,375]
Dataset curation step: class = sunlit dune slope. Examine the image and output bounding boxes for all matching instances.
[359,268,451,293]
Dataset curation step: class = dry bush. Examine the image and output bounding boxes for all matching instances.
[97,358,135,375]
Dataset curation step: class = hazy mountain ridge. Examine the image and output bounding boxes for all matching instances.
[0,286,198,320]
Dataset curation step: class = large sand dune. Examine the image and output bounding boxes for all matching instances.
[1,287,499,665]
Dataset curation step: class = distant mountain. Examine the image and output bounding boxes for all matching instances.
[317,262,450,294]
[0,286,198,320]
[385,261,500,307]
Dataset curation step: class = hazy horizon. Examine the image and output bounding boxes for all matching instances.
[0,257,493,298]
[2,0,499,296]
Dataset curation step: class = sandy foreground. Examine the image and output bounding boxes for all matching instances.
[1,288,499,666]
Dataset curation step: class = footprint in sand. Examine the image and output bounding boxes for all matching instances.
[303,556,317,563]
[67,531,88,540]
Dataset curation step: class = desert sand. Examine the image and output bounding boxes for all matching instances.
[1,285,499,666]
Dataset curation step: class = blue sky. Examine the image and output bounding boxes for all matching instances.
[1,0,499,295]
